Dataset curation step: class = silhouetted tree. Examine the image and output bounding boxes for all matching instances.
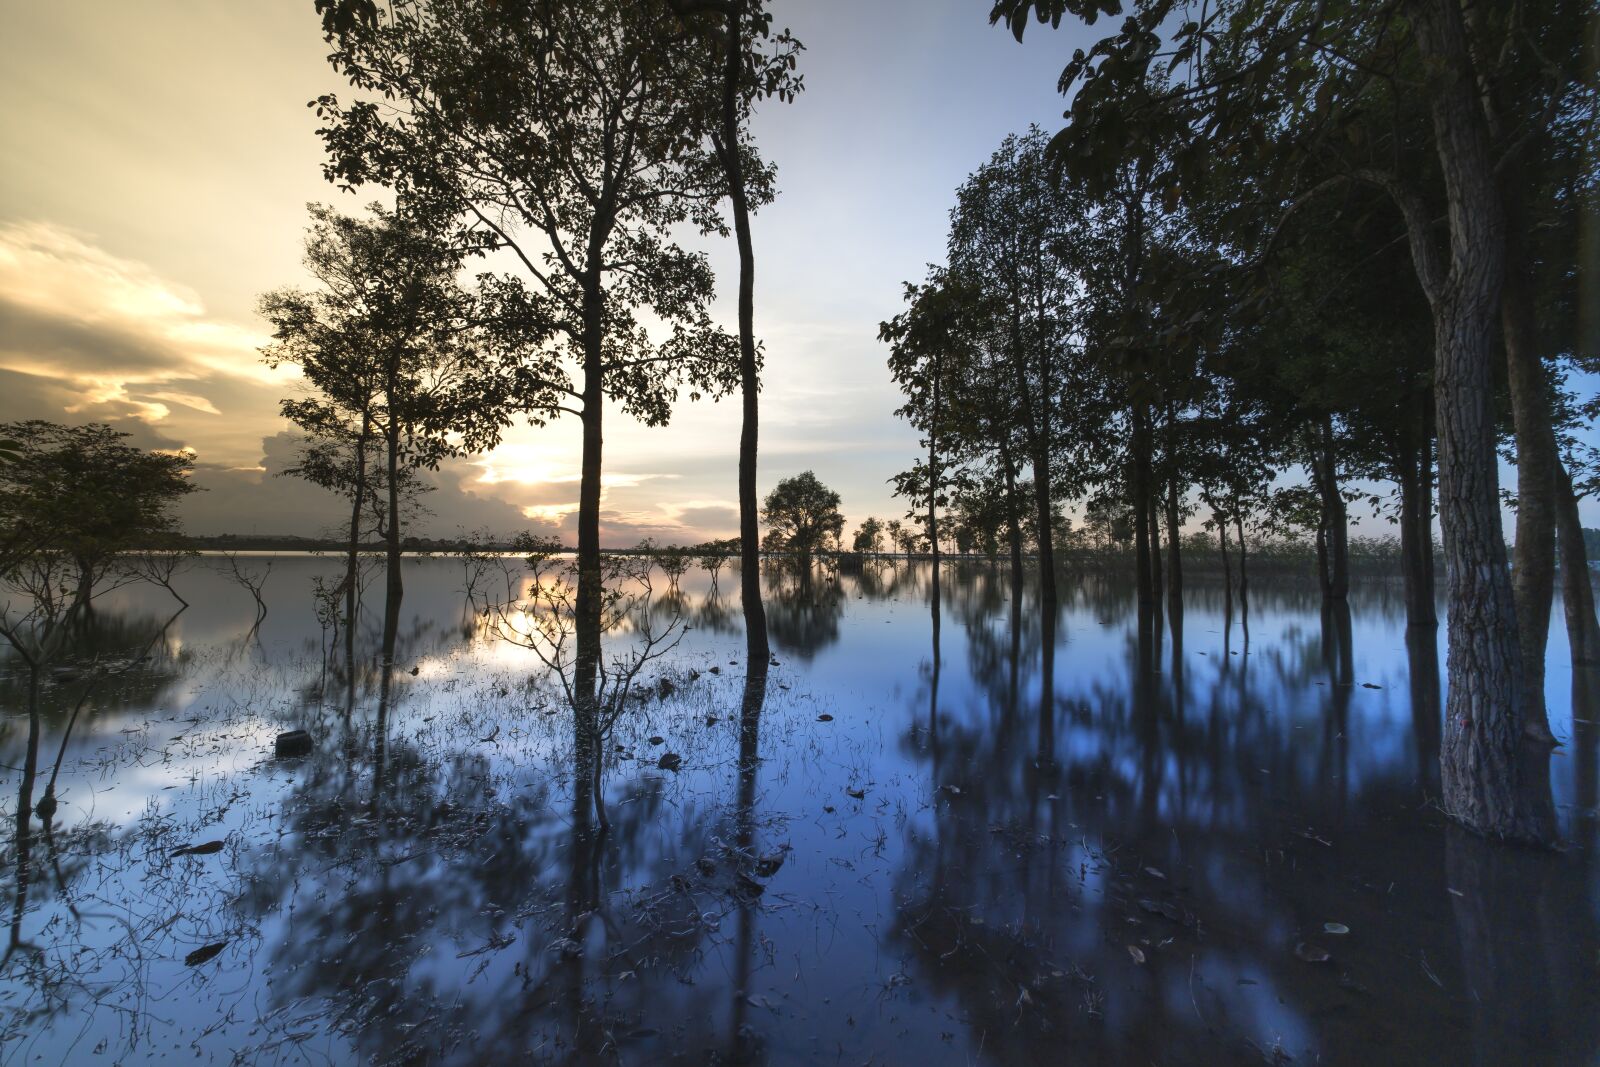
[761,472,843,563]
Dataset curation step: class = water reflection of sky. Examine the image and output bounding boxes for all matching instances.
[1,555,1596,1065]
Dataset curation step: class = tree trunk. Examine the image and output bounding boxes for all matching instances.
[1314,415,1349,600]
[1149,489,1164,603]
[345,410,370,681]
[380,407,403,663]
[1503,237,1558,739]
[1234,513,1249,619]
[576,289,605,737]
[1412,0,1542,840]
[929,362,942,629]
[1398,420,1439,627]
[1556,460,1600,665]
[1216,511,1233,618]
[1132,403,1154,607]
[1030,444,1057,612]
[1001,438,1024,596]
[1165,477,1182,616]
[713,0,770,666]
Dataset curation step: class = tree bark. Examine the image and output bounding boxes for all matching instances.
[1412,0,1542,841]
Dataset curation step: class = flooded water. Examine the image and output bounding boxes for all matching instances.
[2,554,1597,1065]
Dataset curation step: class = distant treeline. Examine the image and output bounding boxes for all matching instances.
[175,529,1600,574]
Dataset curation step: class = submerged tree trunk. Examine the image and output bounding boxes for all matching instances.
[1234,513,1250,623]
[7,673,40,961]
[1556,460,1600,665]
[575,291,605,806]
[1313,415,1349,600]
[1412,0,1542,841]
[1216,512,1233,618]
[1030,445,1057,613]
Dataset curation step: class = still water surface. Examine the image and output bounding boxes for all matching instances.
[2,555,1597,1065]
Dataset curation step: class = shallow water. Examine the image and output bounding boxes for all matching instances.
[2,554,1597,1065]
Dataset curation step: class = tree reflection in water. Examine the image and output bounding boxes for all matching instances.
[1,557,1595,1064]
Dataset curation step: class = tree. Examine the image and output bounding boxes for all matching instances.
[0,421,195,840]
[761,472,843,561]
[852,517,884,556]
[989,0,1588,841]
[313,0,743,719]
[666,0,804,668]
[0,421,195,607]
[947,128,1086,613]
[263,200,506,660]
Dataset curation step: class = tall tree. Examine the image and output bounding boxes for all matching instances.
[667,0,803,668]
[948,128,1086,613]
[314,0,743,700]
[264,200,506,660]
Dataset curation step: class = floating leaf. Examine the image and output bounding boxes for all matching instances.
[657,752,683,772]
[184,941,229,966]
[1295,941,1332,963]
[1127,945,1146,964]
[817,714,833,722]
[1323,922,1349,936]
[170,840,225,858]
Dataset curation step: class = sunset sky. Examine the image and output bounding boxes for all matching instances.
[0,1,1103,543]
[3,3,1592,542]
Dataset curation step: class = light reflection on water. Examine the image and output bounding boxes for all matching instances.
[1,554,1596,1065]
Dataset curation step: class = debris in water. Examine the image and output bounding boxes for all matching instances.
[184,941,229,966]
[273,730,313,759]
